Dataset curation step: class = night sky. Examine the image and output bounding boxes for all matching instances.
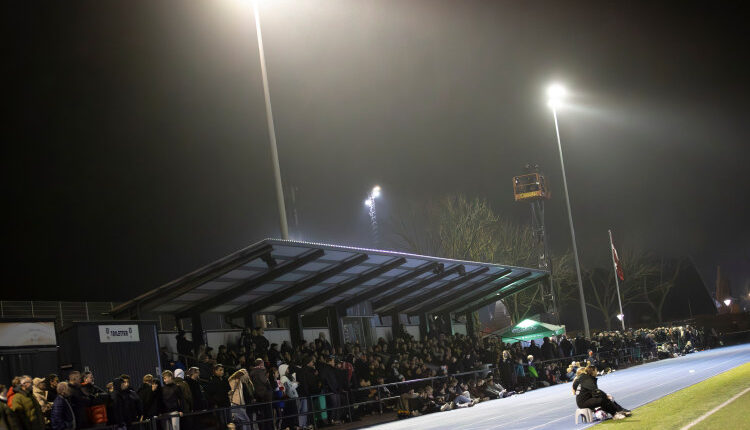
[7,1,750,301]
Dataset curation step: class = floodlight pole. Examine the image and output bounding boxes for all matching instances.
[552,107,590,338]
[254,1,289,240]
[609,229,626,331]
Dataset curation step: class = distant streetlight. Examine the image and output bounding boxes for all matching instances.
[547,83,590,338]
[253,1,288,239]
[365,186,382,246]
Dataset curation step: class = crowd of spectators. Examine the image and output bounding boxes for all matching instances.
[0,324,711,430]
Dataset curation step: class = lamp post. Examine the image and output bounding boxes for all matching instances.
[364,186,381,246]
[547,83,590,338]
[253,1,289,239]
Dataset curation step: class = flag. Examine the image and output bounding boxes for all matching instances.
[611,242,625,281]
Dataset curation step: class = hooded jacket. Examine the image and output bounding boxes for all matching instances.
[279,364,299,399]
[11,388,45,430]
[107,378,140,426]
[0,393,22,430]
[31,379,51,416]
[249,366,272,402]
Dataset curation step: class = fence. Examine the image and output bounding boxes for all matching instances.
[0,301,118,328]
[70,338,714,430]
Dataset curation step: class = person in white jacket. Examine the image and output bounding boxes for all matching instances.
[279,364,306,429]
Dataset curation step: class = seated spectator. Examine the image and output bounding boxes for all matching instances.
[572,365,630,420]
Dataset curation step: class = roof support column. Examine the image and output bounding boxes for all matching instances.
[327,306,345,349]
[418,313,429,340]
[191,314,204,361]
[465,311,476,339]
[390,310,401,341]
[289,314,304,348]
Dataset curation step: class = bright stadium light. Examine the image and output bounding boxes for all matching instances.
[547,83,567,109]
[546,81,590,338]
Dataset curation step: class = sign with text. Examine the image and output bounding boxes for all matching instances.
[98,324,140,343]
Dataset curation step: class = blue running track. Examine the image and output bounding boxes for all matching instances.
[364,343,750,430]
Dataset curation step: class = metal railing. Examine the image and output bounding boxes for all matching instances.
[76,338,718,430]
[0,300,118,327]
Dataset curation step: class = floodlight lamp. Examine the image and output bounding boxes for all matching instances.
[616,313,624,321]
[372,186,381,198]
[547,83,567,100]
[724,299,731,306]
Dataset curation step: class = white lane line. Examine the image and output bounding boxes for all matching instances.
[680,386,750,430]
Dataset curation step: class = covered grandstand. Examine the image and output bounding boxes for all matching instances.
[110,239,548,347]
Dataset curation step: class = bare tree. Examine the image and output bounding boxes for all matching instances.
[585,248,658,329]
[640,257,683,323]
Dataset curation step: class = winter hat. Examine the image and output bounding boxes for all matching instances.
[174,368,185,379]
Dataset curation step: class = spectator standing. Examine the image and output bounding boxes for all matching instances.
[249,359,272,430]
[1,384,22,430]
[49,382,75,430]
[159,370,184,430]
[205,364,230,410]
[137,375,160,420]
[278,364,299,430]
[31,378,51,425]
[560,336,573,357]
[172,369,193,415]
[11,375,45,430]
[108,377,139,430]
[540,337,556,361]
[253,328,270,356]
[296,356,320,429]
[176,331,193,364]
[228,370,252,430]
[66,372,89,429]
[319,356,342,425]
[43,375,59,406]
[184,368,207,412]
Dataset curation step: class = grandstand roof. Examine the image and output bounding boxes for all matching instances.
[110,239,548,319]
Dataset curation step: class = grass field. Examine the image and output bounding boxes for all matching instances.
[597,362,750,429]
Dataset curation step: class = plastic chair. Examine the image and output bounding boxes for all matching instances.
[575,408,594,424]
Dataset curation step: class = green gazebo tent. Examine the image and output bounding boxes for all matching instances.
[494,318,566,343]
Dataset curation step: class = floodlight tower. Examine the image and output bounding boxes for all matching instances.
[512,164,558,323]
[364,186,382,246]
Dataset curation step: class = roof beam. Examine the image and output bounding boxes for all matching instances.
[280,257,407,315]
[336,261,439,309]
[173,248,324,319]
[433,272,532,314]
[405,269,511,315]
[372,264,463,312]
[111,242,273,318]
[229,253,368,317]
[381,266,489,314]
[456,276,546,314]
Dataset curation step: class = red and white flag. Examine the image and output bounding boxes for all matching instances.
[609,230,625,281]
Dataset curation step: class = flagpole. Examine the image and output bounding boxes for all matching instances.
[609,229,626,331]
